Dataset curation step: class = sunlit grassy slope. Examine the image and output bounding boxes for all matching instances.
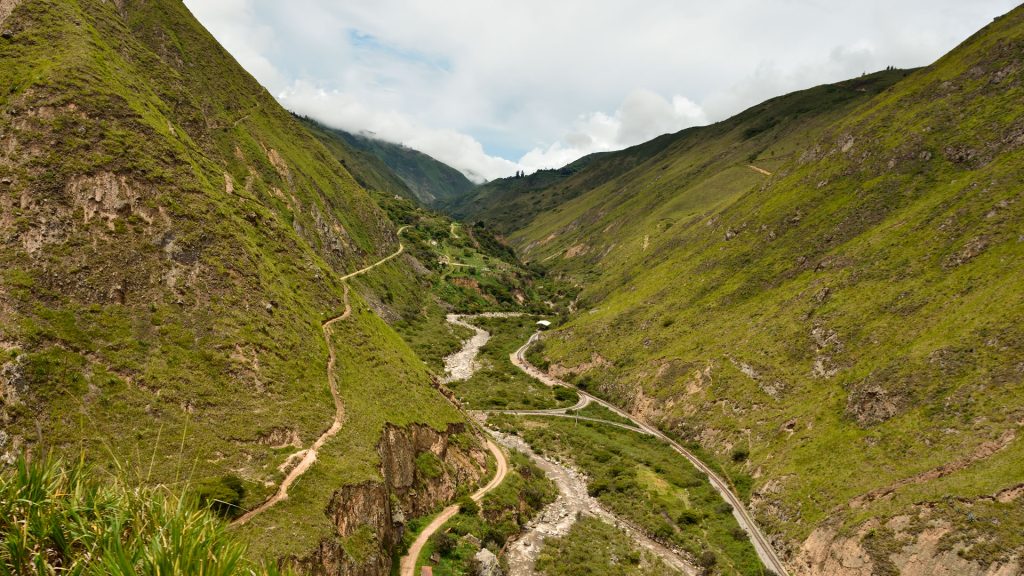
[499,7,1024,568]
[0,0,470,564]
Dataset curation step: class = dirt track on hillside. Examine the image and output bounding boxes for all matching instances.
[233,227,409,526]
[398,439,508,576]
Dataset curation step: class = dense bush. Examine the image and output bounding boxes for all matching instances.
[196,474,246,519]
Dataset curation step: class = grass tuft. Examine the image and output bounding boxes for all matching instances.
[0,454,289,576]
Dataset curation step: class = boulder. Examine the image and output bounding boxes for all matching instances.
[472,548,503,576]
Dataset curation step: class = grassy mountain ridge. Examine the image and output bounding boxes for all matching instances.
[449,71,911,235]
[0,0,480,570]
[504,8,1024,574]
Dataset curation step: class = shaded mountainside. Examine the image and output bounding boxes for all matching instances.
[0,0,489,573]
[307,122,477,209]
[503,7,1024,576]
[299,116,415,202]
[444,152,604,234]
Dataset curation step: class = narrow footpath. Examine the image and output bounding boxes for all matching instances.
[233,226,409,527]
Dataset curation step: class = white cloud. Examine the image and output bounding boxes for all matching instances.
[278,81,517,182]
[184,0,1020,180]
[519,90,708,173]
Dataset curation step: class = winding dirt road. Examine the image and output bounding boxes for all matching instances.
[398,439,508,576]
[447,315,694,573]
[233,226,409,527]
[511,333,792,576]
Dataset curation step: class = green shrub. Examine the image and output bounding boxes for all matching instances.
[457,495,480,516]
[430,531,457,556]
[554,387,577,402]
[677,510,701,525]
[416,452,445,480]
[196,474,246,519]
[698,550,718,570]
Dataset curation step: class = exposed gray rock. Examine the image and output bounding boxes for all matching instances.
[473,548,502,576]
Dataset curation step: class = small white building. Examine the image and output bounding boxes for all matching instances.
[536,320,552,330]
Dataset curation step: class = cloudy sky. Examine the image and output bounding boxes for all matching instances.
[184,1,1019,181]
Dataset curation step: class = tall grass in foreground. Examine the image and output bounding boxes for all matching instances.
[0,455,288,576]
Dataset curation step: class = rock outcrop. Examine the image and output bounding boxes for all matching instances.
[796,521,1021,576]
[288,422,487,576]
[472,548,502,576]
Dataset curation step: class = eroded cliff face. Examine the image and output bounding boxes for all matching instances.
[378,422,488,518]
[288,422,487,576]
[796,510,1022,576]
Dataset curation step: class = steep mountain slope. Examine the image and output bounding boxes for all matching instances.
[298,116,415,201]
[0,1,487,573]
[314,124,477,208]
[449,71,910,235]
[508,8,1024,576]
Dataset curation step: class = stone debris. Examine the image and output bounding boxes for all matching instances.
[491,430,696,576]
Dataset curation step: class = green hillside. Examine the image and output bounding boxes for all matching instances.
[503,7,1024,574]
[0,0,485,571]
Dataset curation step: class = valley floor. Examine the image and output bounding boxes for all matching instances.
[423,314,773,576]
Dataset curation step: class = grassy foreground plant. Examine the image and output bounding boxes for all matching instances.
[0,455,287,576]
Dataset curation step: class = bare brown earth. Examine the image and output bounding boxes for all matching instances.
[0,0,22,26]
